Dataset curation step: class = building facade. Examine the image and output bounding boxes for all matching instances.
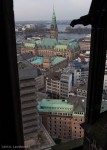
[78,35,91,54]
[21,42,37,55]
[46,73,61,98]
[60,73,73,98]
[18,61,40,141]
[46,70,73,98]
[37,41,80,60]
[38,99,84,142]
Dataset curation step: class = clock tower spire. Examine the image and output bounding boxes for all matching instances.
[50,5,58,39]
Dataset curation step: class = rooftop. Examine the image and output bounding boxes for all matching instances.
[18,60,42,79]
[21,53,35,60]
[69,96,86,115]
[77,84,87,90]
[51,57,67,65]
[46,72,61,81]
[37,38,58,49]
[54,45,68,51]
[68,41,79,51]
[23,42,36,49]
[58,39,70,45]
[30,56,66,66]
[37,99,74,113]
[31,57,43,65]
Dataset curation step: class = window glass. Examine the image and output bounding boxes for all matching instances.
[14,0,92,148]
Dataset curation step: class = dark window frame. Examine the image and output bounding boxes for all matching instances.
[1,0,24,147]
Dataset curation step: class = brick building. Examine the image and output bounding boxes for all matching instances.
[37,99,85,142]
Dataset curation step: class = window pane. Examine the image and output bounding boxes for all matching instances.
[13,0,92,148]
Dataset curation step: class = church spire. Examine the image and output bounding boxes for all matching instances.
[51,4,57,29]
[53,4,55,16]
[50,4,58,39]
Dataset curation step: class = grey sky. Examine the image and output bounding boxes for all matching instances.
[13,0,92,21]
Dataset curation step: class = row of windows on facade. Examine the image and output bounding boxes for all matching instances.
[49,121,71,124]
[49,127,82,131]
[49,131,82,138]
[48,120,83,124]
[48,125,72,129]
[50,80,69,84]
[48,112,72,116]
[48,112,84,115]
[47,84,68,88]
[47,86,68,90]
[41,107,72,110]
[77,89,87,93]
[48,116,83,119]
[49,130,82,134]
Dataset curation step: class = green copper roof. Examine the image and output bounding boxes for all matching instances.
[58,40,70,45]
[31,57,43,65]
[35,40,42,45]
[69,41,79,50]
[51,57,66,65]
[24,43,35,49]
[26,40,36,44]
[54,45,68,51]
[37,99,74,113]
[37,38,57,49]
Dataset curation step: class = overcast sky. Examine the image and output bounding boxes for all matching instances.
[13,0,92,21]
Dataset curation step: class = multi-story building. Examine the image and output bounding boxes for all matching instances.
[35,73,44,91]
[31,56,68,75]
[18,61,40,141]
[80,64,89,83]
[17,54,45,91]
[37,98,85,142]
[46,72,61,98]
[72,112,84,140]
[37,40,80,60]
[21,42,37,55]
[18,60,55,149]
[101,97,107,113]
[60,73,73,98]
[103,75,107,93]
[71,60,89,85]
[78,35,91,54]
[46,69,73,98]
[76,84,87,98]
[46,62,88,99]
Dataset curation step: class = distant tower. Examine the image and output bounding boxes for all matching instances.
[50,5,58,39]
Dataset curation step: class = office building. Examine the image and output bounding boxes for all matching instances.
[38,99,85,142]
